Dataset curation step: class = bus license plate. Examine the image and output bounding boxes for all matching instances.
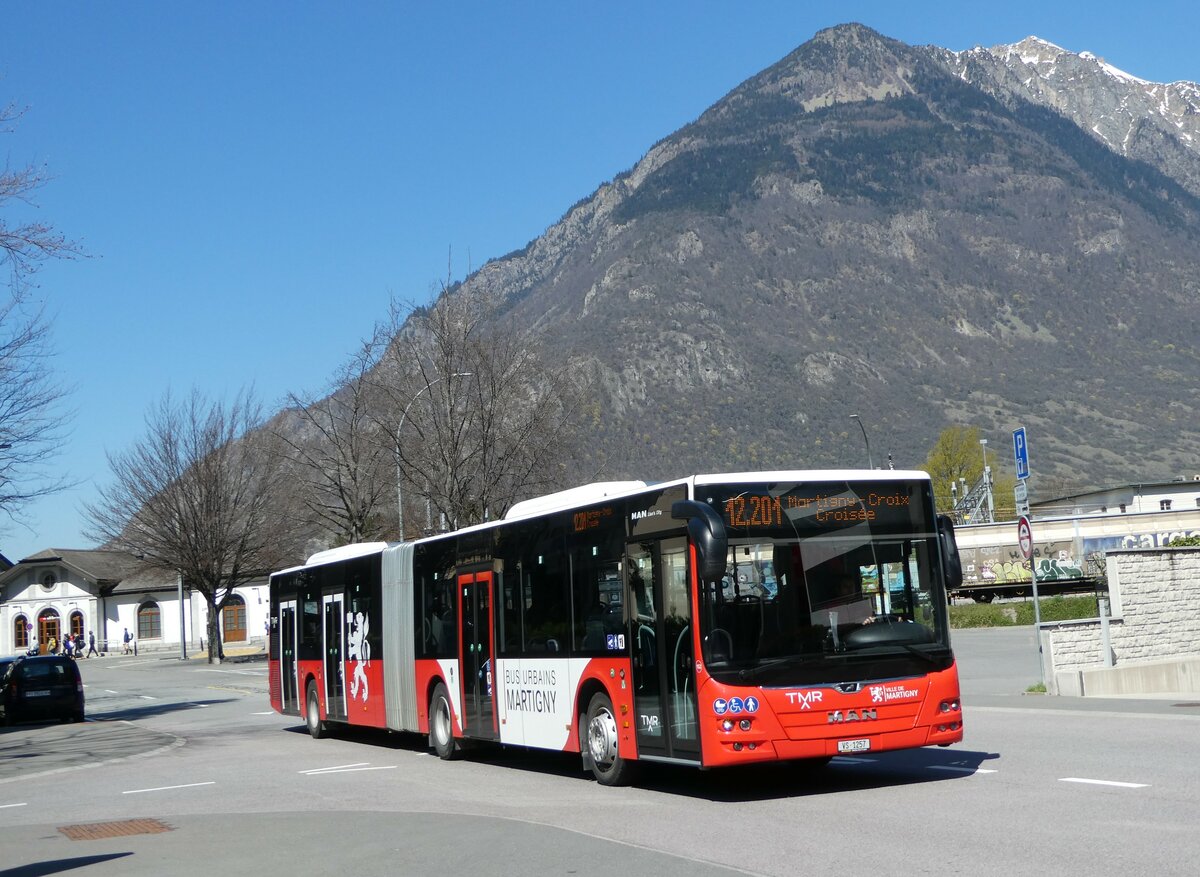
[837,738,870,753]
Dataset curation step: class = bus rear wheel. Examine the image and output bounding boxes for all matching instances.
[429,682,461,760]
[305,680,327,739]
[583,692,637,786]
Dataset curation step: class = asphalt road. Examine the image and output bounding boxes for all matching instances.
[1,630,1198,876]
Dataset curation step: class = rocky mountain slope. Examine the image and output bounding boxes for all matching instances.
[425,24,1200,491]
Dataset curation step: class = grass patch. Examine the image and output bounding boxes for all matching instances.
[949,595,1102,628]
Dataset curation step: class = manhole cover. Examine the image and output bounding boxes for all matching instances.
[58,818,173,840]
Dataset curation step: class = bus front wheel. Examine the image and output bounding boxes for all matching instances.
[429,682,461,760]
[583,692,638,786]
[305,680,327,739]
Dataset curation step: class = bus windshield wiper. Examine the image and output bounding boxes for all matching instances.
[736,656,817,682]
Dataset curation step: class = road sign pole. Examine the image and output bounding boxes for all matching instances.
[1018,515,1045,686]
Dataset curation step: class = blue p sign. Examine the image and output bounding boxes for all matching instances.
[1013,427,1030,480]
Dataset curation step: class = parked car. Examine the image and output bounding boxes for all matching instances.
[1,655,85,725]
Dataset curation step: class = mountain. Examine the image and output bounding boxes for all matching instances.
[428,24,1200,492]
[938,36,1200,198]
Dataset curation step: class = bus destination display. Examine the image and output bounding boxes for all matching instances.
[722,486,915,529]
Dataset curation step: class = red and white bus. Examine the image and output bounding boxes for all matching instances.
[268,470,965,785]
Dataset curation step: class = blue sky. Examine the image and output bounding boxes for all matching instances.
[2,1,1197,561]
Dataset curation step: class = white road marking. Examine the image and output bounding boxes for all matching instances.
[300,762,370,774]
[303,765,398,775]
[1059,777,1149,789]
[123,781,216,795]
[0,803,28,809]
[299,762,398,775]
[138,695,156,700]
[251,711,275,715]
[104,689,119,694]
[929,766,998,775]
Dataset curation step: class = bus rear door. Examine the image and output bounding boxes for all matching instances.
[458,570,498,740]
[279,600,298,714]
[322,594,346,721]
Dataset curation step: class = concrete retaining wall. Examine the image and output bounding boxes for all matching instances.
[1042,547,1200,695]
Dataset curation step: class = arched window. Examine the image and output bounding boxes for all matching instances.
[137,601,162,641]
[14,616,30,650]
[222,595,247,643]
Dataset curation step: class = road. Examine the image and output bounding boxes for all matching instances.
[1,630,1198,876]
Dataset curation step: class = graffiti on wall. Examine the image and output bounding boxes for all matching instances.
[960,541,1081,586]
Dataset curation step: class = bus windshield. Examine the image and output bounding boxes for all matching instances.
[696,478,953,685]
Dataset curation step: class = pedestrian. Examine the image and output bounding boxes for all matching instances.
[75,633,85,658]
[27,622,37,655]
[87,631,99,658]
[48,634,58,655]
[63,636,74,658]
[122,627,131,655]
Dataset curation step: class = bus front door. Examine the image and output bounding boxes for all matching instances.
[279,600,298,714]
[458,571,497,741]
[323,594,346,721]
[627,538,700,763]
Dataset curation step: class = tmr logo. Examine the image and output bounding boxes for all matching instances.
[827,709,878,724]
[785,690,824,710]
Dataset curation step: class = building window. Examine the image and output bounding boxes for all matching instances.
[138,601,162,641]
[70,611,85,639]
[1119,504,1127,513]
[41,572,57,591]
[1160,499,1172,511]
[14,617,30,650]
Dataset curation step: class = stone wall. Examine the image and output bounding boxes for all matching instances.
[1042,547,1200,691]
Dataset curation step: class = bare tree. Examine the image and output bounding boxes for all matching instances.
[84,389,290,663]
[0,297,72,517]
[0,103,80,523]
[272,333,394,544]
[2,103,79,290]
[376,289,590,534]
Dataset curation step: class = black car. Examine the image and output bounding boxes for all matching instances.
[1,655,85,725]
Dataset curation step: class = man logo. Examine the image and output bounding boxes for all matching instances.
[827,709,878,724]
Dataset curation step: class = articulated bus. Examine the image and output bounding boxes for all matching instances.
[268,470,965,785]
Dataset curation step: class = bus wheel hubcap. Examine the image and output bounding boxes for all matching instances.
[588,707,618,766]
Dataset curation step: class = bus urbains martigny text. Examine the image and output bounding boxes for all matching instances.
[268,471,965,785]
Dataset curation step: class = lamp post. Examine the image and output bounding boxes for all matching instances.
[849,414,874,470]
[395,372,471,539]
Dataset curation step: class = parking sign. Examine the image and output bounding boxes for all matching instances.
[1013,427,1030,480]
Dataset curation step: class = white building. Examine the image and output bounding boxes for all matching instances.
[1032,477,1200,518]
[0,548,268,656]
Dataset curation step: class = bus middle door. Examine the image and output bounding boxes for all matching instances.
[457,571,498,741]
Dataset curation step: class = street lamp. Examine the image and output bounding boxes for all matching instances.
[980,438,994,524]
[395,372,471,539]
[849,414,874,470]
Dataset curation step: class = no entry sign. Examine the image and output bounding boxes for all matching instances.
[1017,515,1033,560]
